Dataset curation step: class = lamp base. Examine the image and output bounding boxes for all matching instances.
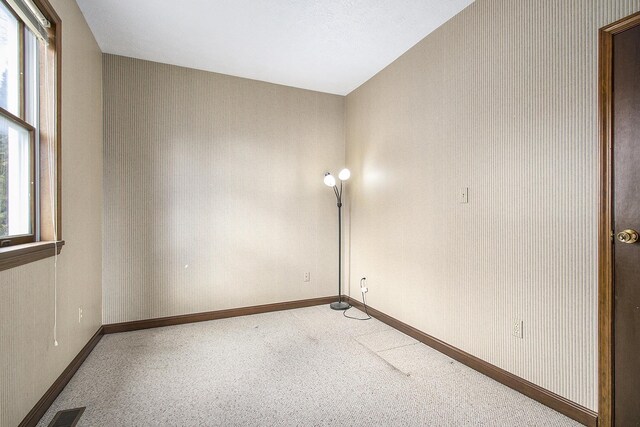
[330,301,350,310]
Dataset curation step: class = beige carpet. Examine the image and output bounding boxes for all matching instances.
[37,305,580,426]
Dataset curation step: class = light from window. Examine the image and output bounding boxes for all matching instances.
[0,114,33,237]
[0,0,40,245]
[0,2,20,116]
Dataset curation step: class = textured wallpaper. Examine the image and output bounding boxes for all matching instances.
[0,0,103,425]
[102,55,345,324]
[345,0,640,411]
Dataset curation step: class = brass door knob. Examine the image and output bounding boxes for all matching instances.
[617,229,639,244]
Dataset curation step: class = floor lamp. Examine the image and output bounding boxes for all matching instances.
[324,168,351,310]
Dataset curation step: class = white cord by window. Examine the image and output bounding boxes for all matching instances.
[43,46,58,347]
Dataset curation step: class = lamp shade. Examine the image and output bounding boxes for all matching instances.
[338,168,351,181]
[324,173,336,187]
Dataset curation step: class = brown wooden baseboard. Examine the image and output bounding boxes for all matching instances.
[346,297,597,427]
[103,295,338,334]
[19,326,104,427]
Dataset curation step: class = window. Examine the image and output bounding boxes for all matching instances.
[0,2,36,245]
[0,0,62,270]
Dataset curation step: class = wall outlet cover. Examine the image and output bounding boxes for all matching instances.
[512,320,523,339]
[459,187,469,204]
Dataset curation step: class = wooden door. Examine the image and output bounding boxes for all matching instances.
[599,12,640,427]
[611,22,640,427]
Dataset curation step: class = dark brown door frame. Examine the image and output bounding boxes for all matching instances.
[598,11,640,427]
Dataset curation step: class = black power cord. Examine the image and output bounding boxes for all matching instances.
[343,277,372,321]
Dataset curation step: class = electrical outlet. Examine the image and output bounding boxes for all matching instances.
[512,320,523,339]
[78,308,83,323]
[304,272,310,282]
[459,187,469,204]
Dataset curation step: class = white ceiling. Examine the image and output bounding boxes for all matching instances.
[76,0,474,95]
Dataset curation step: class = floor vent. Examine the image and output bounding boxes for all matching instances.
[48,407,85,427]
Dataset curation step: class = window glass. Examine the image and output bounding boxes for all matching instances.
[25,28,39,125]
[0,114,32,237]
[0,2,21,116]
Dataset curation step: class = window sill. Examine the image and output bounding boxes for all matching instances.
[0,240,65,272]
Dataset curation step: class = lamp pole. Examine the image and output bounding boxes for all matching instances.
[325,170,350,310]
[337,182,343,306]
